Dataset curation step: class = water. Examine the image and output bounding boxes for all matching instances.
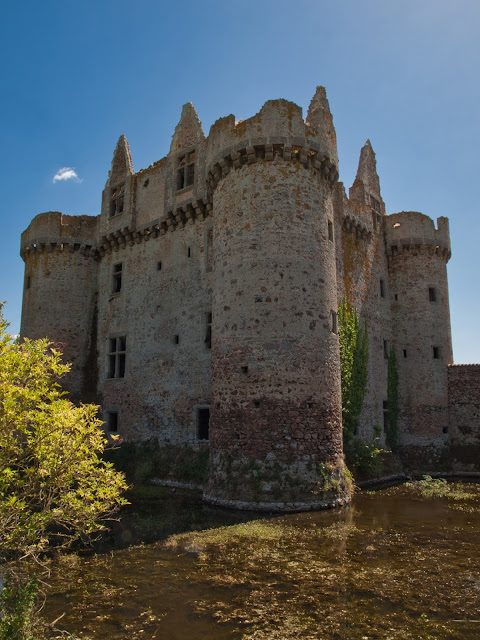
[44,482,480,639]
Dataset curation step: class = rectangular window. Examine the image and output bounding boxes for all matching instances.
[331,310,338,334]
[112,263,123,294]
[157,261,162,271]
[383,401,389,432]
[383,340,389,359]
[403,349,407,358]
[106,411,118,432]
[429,287,437,302]
[25,275,31,289]
[380,279,385,298]
[174,335,179,345]
[109,183,125,217]
[197,407,210,440]
[205,312,212,349]
[176,150,195,190]
[328,220,334,242]
[107,336,126,378]
[433,346,441,359]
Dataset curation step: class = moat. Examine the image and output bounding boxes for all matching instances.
[44,481,480,639]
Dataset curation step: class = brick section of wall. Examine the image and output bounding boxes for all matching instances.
[449,365,480,469]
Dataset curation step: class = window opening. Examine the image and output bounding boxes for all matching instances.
[383,401,389,432]
[328,220,334,242]
[157,261,162,271]
[176,150,195,190]
[108,337,126,378]
[205,312,212,349]
[174,335,179,345]
[112,263,123,294]
[254,400,260,408]
[383,340,389,359]
[403,349,407,358]
[394,294,398,301]
[197,407,210,440]
[433,346,441,359]
[241,365,249,375]
[106,411,118,432]
[25,275,31,289]
[380,279,385,298]
[187,247,191,258]
[331,310,338,334]
[429,287,437,302]
[109,183,125,217]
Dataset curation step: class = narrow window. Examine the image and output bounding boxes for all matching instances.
[403,349,407,358]
[328,220,334,242]
[187,247,191,258]
[394,294,398,301]
[106,411,118,432]
[109,183,125,217]
[176,150,195,190]
[383,340,389,359]
[331,310,338,334]
[241,365,249,375]
[254,400,260,408]
[25,275,31,289]
[383,401,389,432]
[112,263,123,294]
[107,337,127,378]
[433,346,441,359]
[205,312,212,349]
[157,261,162,271]
[174,335,179,345]
[380,279,385,298]
[197,407,210,440]
[429,287,437,302]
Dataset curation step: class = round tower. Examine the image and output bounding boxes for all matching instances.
[385,211,452,462]
[20,211,98,402]
[204,90,351,510]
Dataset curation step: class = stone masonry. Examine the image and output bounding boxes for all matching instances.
[20,86,480,511]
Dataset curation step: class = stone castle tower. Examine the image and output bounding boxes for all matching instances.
[20,86,480,511]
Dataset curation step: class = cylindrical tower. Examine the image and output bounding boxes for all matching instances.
[20,211,98,402]
[386,211,452,461]
[203,92,351,510]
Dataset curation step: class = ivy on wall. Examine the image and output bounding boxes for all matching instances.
[386,348,399,451]
[338,300,369,444]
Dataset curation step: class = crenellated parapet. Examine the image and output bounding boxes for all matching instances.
[96,198,211,256]
[385,212,451,262]
[342,212,373,241]
[20,212,98,261]
[206,141,338,197]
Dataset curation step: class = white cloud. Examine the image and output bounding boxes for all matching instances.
[53,167,82,183]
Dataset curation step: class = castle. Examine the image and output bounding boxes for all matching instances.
[20,87,480,511]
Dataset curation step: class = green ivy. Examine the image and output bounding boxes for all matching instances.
[387,347,399,451]
[338,300,369,444]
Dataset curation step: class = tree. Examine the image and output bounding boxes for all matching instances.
[0,303,128,637]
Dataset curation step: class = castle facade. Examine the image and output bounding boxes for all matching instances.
[20,87,480,510]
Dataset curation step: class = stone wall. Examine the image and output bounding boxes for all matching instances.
[449,364,480,469]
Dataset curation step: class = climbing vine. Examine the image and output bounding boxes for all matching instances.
[386,347,399,451]
[338,300,369,445]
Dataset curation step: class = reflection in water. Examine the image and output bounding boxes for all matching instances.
[44,484,480,639]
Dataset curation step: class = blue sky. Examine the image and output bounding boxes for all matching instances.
[1,0,478,362]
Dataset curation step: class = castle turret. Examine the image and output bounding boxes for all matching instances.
[99,135,134,235]
[20,212,98,401]
[385,212,452,462]
[349,140,385,222]
[204,90,350,510]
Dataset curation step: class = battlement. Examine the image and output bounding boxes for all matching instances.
[384,211,451,261]
[20,211,98,260]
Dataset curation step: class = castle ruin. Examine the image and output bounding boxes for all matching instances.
[20,87,480,510]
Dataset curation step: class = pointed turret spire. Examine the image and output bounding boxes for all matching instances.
[109,134,134,184]
[170,102,205,154]
[306,86,338,168]
[349,139,382,206]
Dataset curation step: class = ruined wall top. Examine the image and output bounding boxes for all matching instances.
[384,211,451,260]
